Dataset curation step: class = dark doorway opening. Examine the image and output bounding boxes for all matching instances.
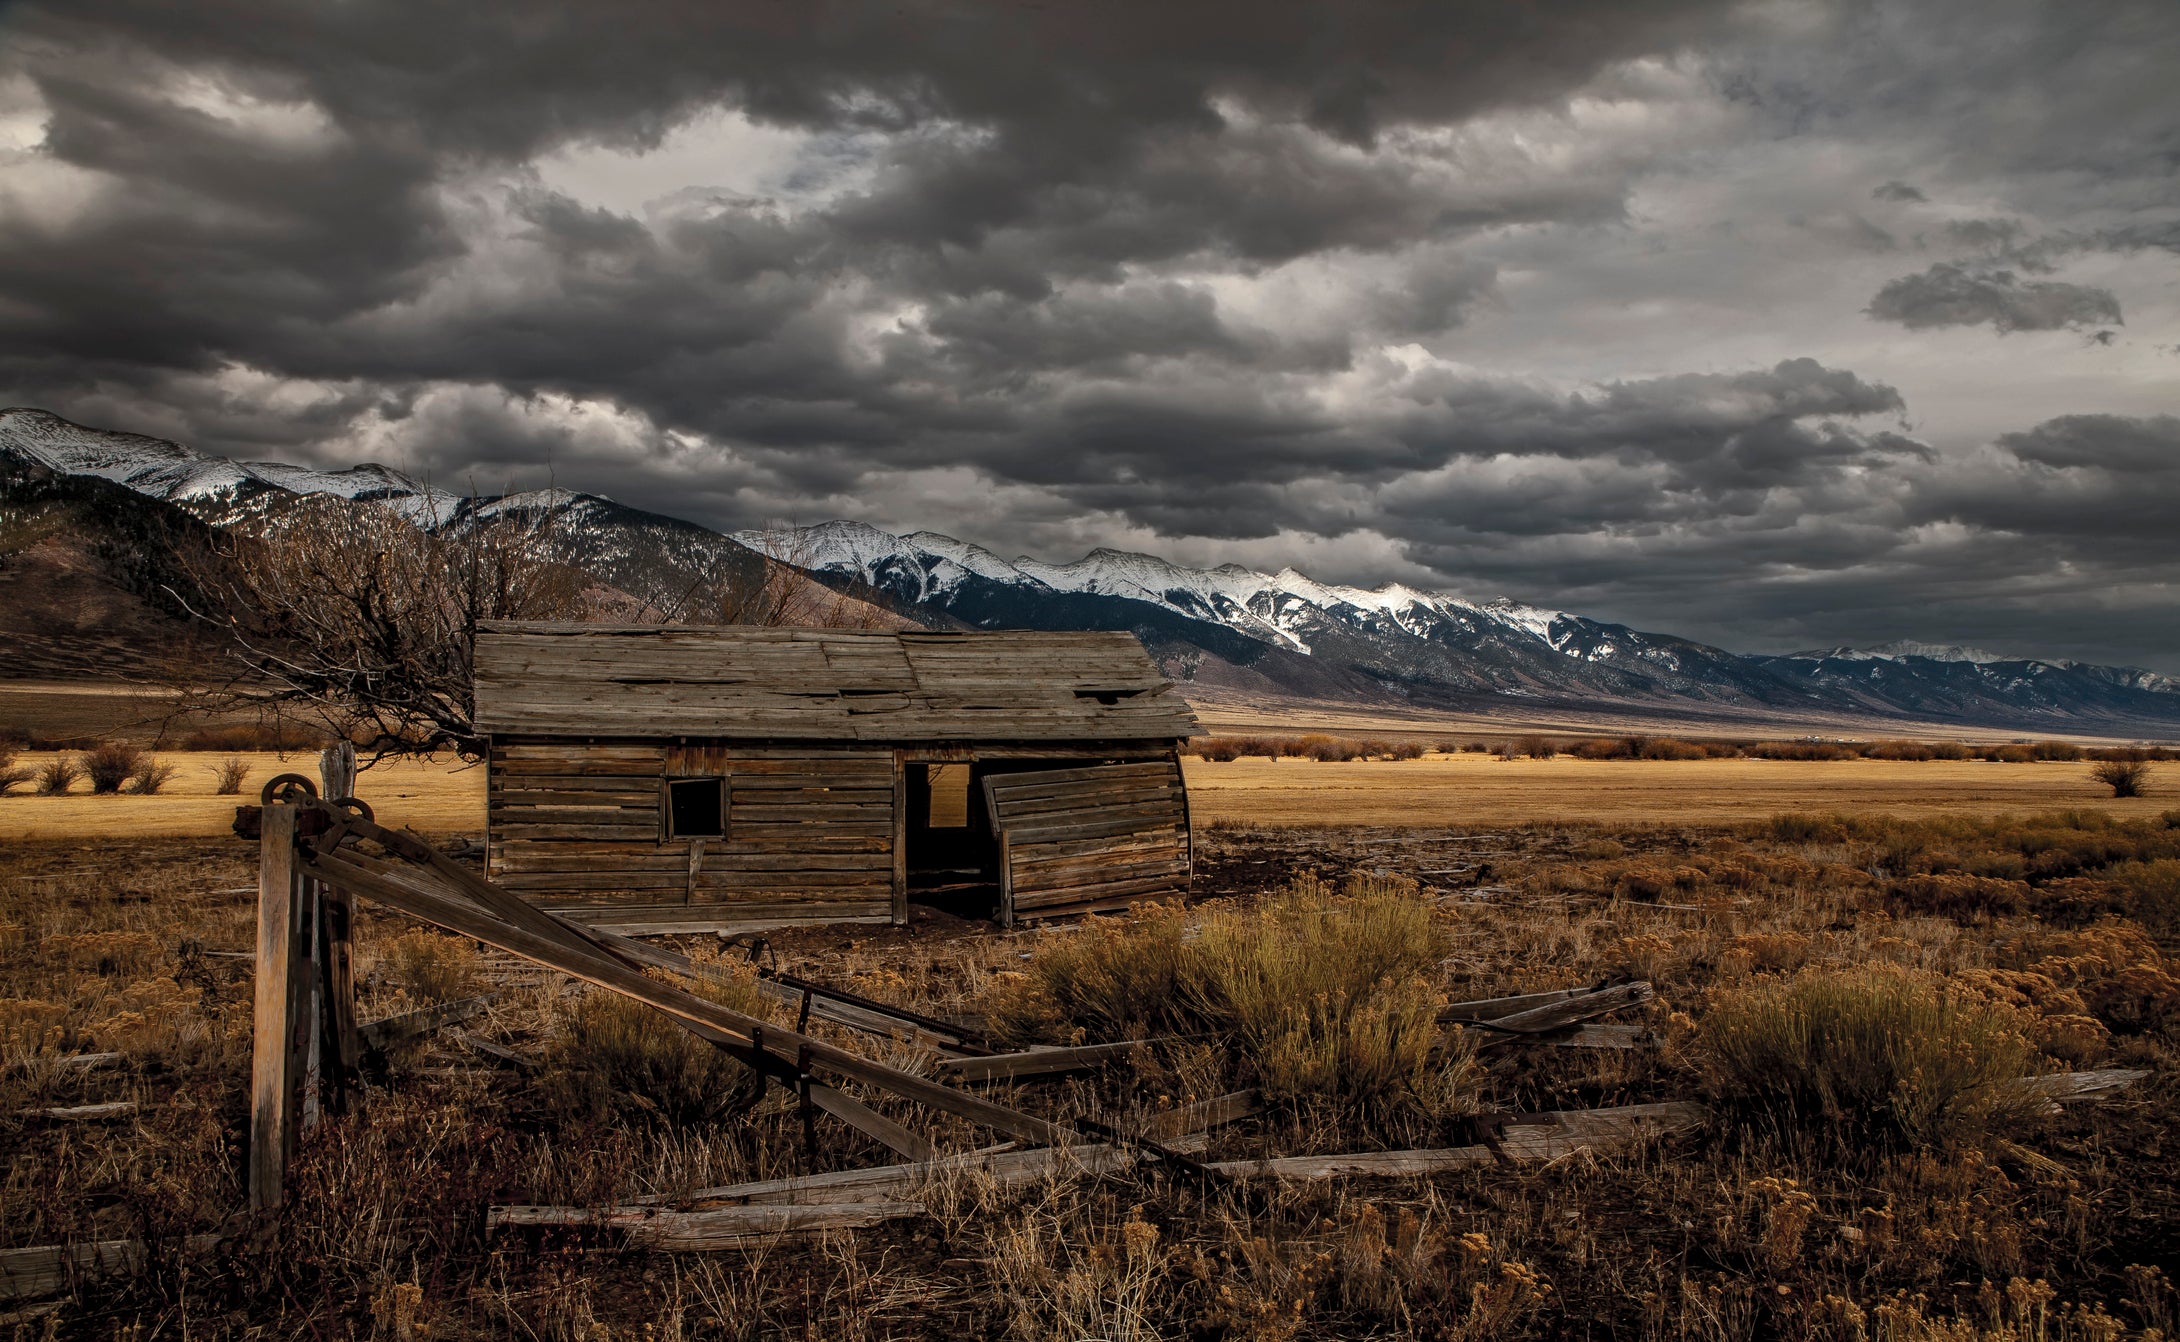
[903,760,998,918]
[902,757,1108,920]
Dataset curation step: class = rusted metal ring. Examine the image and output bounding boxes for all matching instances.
[259,773,320,805]
[330,796,375,823]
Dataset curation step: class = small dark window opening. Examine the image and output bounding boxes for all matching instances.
[668,777,726,838]
[1074,687,1145,705]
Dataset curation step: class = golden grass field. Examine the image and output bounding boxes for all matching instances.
[1,747,2166,839]
[0,751,487,839]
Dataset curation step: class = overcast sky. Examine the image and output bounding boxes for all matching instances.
[2,0,2176,666]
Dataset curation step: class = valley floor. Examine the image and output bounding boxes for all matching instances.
[3,814,2175,1338]
[0,748,2167,840]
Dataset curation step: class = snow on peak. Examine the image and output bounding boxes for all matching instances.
[1863,640,2012,665]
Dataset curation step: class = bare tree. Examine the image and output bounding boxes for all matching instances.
[178,494,597,759]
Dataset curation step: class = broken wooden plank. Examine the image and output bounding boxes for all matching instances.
[1208,1147,1497,1180]
[0,1234,224,1304]
[1468,981,1654,1047]
[303,845,1069,1146]
[2010,1068,2149,1104]
[1438,987,1585,1023]
[6,1052,123,1076]
[1144,1089,1262,1140]
[359,995,496,1052]
[1494,1101,1711,1161]
[486,1200,924,1249]
[18,1101,138,1123]
[803,1082,936,1163]
[937,1040,1146,1084]
[451,1031,536,1073]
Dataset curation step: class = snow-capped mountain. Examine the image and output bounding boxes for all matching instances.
[7,407,2178,732]
[739,521,2180,725]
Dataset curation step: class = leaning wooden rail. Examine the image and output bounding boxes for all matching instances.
[237,795,1220,1222]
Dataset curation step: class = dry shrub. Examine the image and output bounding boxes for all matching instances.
[1998,920,2180,1038]
[81,741,145,794]
[1889,873,2032,922]
[211,756,250,795]
[35,755,81,795]
[997,876,1458,1111]
[0,996,69,1052]
[1195,737,1245,762]
[1698,964,2048,1149]
[127,757,178,794]
[0,748,31,796]
[544,967,771,1128]
[382,930,483,1004]
[1720,931,1813,977]
[1508,735,1557,759]
[2091,757,2151,798]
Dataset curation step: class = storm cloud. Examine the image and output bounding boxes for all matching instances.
[1,0,2177,667]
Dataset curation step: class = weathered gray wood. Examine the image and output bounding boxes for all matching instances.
[2011,1068,2148,1103]
[452,1031,536,1073]
[18,1101,138,1122]
[474,626,1198,741]
[1439,987,1585,1023]
[1493,1101,1710,1160]
[303,846,1069,1145]
[937,1040,1147,1084]
[1209,1147,1498,1180]
[248,804,306,1219]
[1143,1089,1262,1139]
[486,1201,925,1248]
[1469,981,1655,1047]
[804,1082,936,1162]
[358,994,496,1052]
[0,1235,224,1304]
[319,882,361,1114]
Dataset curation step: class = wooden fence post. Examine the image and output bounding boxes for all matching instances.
[248,804,309,1219]
[302,743,358,1126]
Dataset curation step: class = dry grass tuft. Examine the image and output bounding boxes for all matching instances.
[380,930,483,1004]
[543,963,774,1128]
[34,754,81,795]
[210,755,250,795]
[81,741,146,795]
[1698,963,2049,1149]
[995,875,1462,1112]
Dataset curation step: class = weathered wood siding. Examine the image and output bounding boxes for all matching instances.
[487,742,895,930]
[982,759,1190,922]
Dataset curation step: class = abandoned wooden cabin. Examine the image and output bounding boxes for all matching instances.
[472,623,1202,933]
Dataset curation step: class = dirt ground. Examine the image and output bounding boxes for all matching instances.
[1,749,2165,841]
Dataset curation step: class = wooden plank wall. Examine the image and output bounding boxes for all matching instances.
[982,759,1190,921]
[487,742,894,928]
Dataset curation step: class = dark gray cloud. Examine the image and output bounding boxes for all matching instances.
[1866,262,2123,333]
[2,0,2179,668]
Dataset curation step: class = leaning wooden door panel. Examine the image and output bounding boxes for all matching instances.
[982,759,1191,922]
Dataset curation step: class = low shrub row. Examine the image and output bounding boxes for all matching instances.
[1193,733,2171,765]
[0,742,217,796]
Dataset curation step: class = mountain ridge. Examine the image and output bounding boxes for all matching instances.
[5,406,2177,734]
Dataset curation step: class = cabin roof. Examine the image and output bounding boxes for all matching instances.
[473,623,1201,742]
